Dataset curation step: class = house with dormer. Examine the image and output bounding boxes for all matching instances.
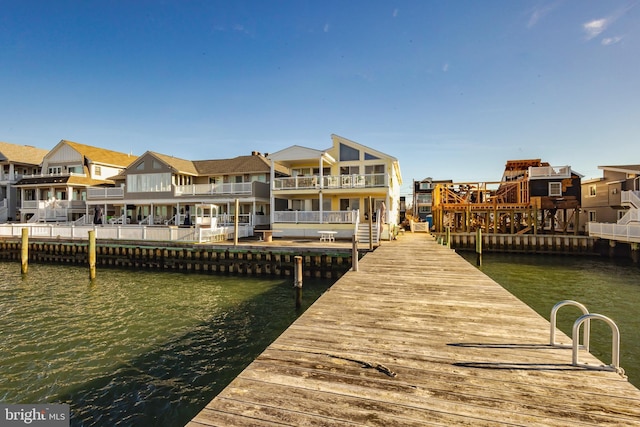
[267,134,403,241]
[14,140,136,223]
[87,150,289,227]
[0,141,49,223]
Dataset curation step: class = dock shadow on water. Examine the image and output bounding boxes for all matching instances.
[0,262,333,427]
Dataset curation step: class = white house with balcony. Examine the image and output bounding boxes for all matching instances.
[14,140,136,223]
[267,134,402,241]
[0,141,49,223]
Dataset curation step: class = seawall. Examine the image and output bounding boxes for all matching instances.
[0,238,354,279]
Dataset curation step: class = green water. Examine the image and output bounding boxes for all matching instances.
[460,252,640,388]
[0,262,333,426]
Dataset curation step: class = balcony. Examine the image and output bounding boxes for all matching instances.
[22,172,87,179]
[87,187,125,199]
[273,210,357,224]
[528,166,571,180]
[273,174,386,190]
[0,172,23,183]
[175,182,253,196]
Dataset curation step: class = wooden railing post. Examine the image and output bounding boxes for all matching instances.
[352,235,359,272]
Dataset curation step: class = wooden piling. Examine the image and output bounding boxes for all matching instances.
[88,230,96,280]
[476,228,482,266]
[352,235,359,272]
[294,255,303,309]
[21,228,28,274]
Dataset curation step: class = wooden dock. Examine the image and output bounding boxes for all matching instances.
[187,232,640,426]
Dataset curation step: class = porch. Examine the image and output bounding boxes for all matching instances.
[273,173,386,190]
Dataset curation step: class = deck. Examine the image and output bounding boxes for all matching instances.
[187,232,640,426]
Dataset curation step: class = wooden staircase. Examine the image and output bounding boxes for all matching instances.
[357,222,379,245]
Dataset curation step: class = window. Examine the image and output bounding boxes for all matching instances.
[339,198,360,211]
[292,168,312,176]
[419,182,432,190]
[365,164,385,174]
[127,172,172,192]
[312,167,331,176]
[94,166,102,176]
[588,185,596,197]
[364,152,380,160]
[588,211,597,222]
[339,143,359,161]
[48,166,62,174]
[136,161,145,170]
[153,160,162,169]
[549,182,562,196]
[340,165,360,175]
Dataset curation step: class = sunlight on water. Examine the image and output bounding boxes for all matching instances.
[0,262,333,426]
[460,252,640,388]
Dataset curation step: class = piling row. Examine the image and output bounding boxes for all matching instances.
[441,232,595,254]
[0,239,352,279]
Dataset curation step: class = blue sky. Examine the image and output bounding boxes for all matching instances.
[2,1,639,197]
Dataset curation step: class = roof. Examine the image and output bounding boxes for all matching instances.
[267,145,332,163]
[598,164,640,174]
[0,141,48,165]
[147,152,200,175]
[194,153,289,175]
[61,140,137,168]
[130,151,290,177]
[15,166,114,187]
[331,134,399,162]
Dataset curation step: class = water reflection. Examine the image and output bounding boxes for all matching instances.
[0,262,333,426]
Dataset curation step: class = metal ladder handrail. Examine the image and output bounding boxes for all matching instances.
[572,313,623,374]
[550,300,590,350]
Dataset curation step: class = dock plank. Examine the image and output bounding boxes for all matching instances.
[187,233,640,426]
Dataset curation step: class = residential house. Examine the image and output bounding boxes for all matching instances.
[0,141,49,223]
[413,177,452,227]
[268,134,403,241]
[581,165,640,228]
[88,150,288,227]
[584,164,640,244]
[14,140,135,223]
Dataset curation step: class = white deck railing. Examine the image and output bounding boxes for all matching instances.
[21,200,86,210]
[22,172,87,179]
[588,222,640,243]
[0,199,7,223]
[175,182,252,196]
[621,190,640,209]
[528,166,571,180]
[273,174,386,190]
[0,223,252,243]
[87,187,125,199]
[0,172,23,182]
[273,210,357,224]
